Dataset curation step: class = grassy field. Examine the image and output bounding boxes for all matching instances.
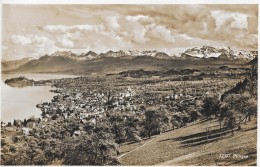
[118,117,257,166]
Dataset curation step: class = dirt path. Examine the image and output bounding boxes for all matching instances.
[155,151,214,166]
[155,152,197,165]
[118,137,157,159]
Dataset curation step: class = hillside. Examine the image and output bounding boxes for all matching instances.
[13,55,80,73]
[119,117,256,166]
[12,55,249,75]
[246,57,258,66]
[2,57,33,71]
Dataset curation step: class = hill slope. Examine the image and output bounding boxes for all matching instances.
[14,55,80,73]
[119,118,256,166]
[2,57,33,71]
[13,55,249,74]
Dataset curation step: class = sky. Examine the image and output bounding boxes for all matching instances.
[2,4,258,60]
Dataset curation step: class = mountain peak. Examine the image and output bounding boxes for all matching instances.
[100,50,127,58]
[79,51,98,60]
[51,51,76,57]
[154,52,170,59]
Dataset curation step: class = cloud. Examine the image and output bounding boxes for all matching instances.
[2,45,8,51]
[132,25,148,43]
[43,22,132,51]
[126,15,149,22]
[105,16,120,30]
[7,34,57,59]
[11,35,56,46]
[211,10,248,30]
[57,35,74,48]
[236,34,258,48]
[2,4,258,60]
[146,23,175,43]
[247,16,258,34]
[43,24,105,34]
[34,36,55,45]
[178,34,193,40]
[11,35,32,45]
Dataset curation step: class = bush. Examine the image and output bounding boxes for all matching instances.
[182,116,190,126]
[9,145,17,153]
[1,139,9,146]
[171,120,181,129]
[12,136,23,143]
[1,146,9,153]
[190,111,199,122]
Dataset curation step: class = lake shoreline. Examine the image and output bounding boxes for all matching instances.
[1,73,79,123]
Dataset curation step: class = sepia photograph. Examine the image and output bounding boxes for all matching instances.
[1,0,258,166]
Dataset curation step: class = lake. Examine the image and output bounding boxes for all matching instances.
[1,73,79,123]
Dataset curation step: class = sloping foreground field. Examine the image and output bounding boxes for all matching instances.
[119,118,257,166]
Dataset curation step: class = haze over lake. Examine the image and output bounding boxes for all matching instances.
[1,74,79,123]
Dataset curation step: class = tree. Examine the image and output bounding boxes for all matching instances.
[62,130,119,165]
[190,111,199,122]
[1,138,48,165]
[222,110,236,135]
[42,139,63,164]
[201,97,220,118]
[171,115,181,129]
[13,119,17,126]
[182,116,190,127]
[161,116,170,132]
[245,101,257,121]
[109,115,126,143]
[23,119,27,127]
[218,105,228,131]
[224,93,257,122]
[144,110,164,138]
[112,124,126,143]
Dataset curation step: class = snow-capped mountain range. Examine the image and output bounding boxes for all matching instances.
[49,50,172,61]
[37,46,257,61]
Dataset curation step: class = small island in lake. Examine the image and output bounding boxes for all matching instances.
[5,76,34,87]
[5,76,54,87]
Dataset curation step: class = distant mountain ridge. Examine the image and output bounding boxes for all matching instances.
[3,46,256,74]
[12,55,250,75]
[2,57,35,71]
[45,46,255,61]
[6,46,253,63]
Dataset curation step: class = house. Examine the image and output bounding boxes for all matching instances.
[42,117,49,122]
[73,130,81,137]
[90,118,97,126]
[26,122,36,128]
[1,122,6,127]
[174,94,179,100]
[22,127,31,135]
[79,113,89,119]
[63,113,68,119]
[14,119,23,127]
[80,117,97,127]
